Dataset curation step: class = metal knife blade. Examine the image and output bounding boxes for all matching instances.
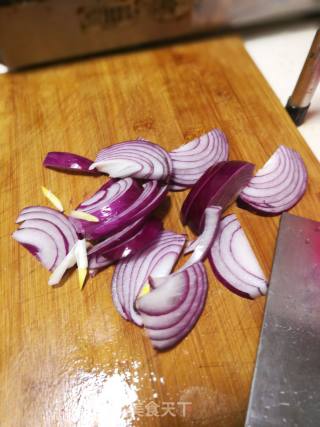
[245,212,320,427]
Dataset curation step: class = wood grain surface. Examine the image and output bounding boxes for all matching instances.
[1,36,320,427]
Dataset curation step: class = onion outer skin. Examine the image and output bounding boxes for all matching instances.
[239,145,308,214]
[208,214,267,299]
[136,262,208,350]
[181,160,254,234]
[43,152,100,175]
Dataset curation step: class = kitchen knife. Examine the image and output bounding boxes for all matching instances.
[245,212,320,427]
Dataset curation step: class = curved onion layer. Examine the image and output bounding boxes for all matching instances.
[182,206,221,270]
[43,152,101,175]
[16,206,77,252]
[111,231,186,325]
[12,228,58,271]
[87,217,145,257]
[181,161,254,234]
[239,145,307,214]
[208,214,267,299]
[136,262,208,350]
[19,219,67,268]
[88,218,163,273]
[90,139,173,181]
[73,178,141,220]
[69,178,142,238]
[169,129,228,189]
[168,183,188,192]
[72,179,168,240]
[88,254,113,277]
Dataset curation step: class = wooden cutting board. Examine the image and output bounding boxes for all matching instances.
[1,36,319,427]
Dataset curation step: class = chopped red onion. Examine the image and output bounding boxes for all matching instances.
[181,161,254,234]
[111,231,186,325]
[168,183,188,192]
[16,134,306,350]
[136,262,208,350]
[43,152,101,175]
[169,129,228,189]
[181,206,221,270]
[12,227,58,271]
[239,145,307,214]
[88,218,163,275]
[69,178,142,238]
[88,254,113,277]
[208,214,267,299]
[87,217,145,257]
[71,179,168,240]
[19,219,67,267]
[90,139,172,181]
[16,206,78,248]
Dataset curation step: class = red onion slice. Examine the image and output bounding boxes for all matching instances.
[19,219,67,267]
[90,139,172,181]
[239,145,308,214]
[136,262,208,350]
[208,214,267,299]
[74,178,141,219]
[111,231,186,325]
[43,152,101,175]
[16,206,77,252]
[169,129,228,188]
[181,161,254,234]
[69,178,142,238]
[87,217,145,256]
[181,206,221,270]
[88,218,163,274]
[73,179,168,240]
[88,254,113,277]
[168,183,188,192]
[90,219,162,260]
[12,228,58,271]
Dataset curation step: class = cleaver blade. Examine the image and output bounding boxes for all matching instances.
[245,212,320,427]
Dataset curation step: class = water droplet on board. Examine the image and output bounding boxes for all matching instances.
[305,238,310,244]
